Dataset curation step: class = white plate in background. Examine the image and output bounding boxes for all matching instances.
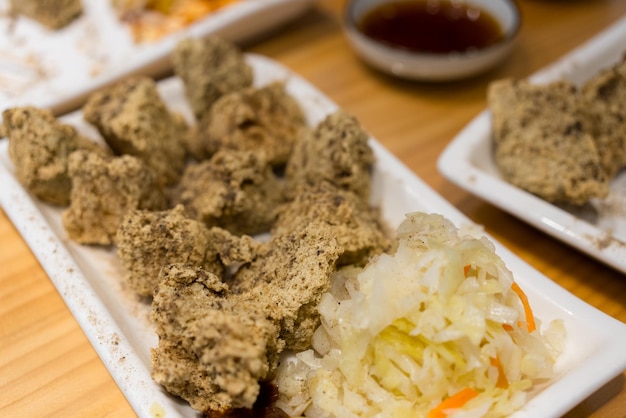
[438,14,626,274]
[1,54,626,417]
[0,0,313,117]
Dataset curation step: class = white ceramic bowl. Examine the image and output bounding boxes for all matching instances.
[343,0,521,81]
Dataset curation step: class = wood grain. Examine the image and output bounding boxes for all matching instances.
[2,0,626,416]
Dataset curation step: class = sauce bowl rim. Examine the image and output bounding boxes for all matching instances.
[343,0,522,60]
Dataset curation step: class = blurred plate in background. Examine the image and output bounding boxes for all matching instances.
[0,0,313,118]
[438,14,626,274]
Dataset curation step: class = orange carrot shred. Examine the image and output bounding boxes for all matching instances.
[427,388,479,418]
[463,264,471,276]
[511,282,536,333]
[502,323,514,331]
[490,356,509,389]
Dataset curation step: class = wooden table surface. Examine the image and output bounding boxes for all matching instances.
[2,0,626,416]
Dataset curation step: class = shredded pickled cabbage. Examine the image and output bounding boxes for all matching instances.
[275,212,565,418]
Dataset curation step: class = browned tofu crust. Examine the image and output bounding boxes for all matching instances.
[83,76,188,187]
[286,110,374,201]
[489,55,626,205]
[172,37,253,120]
[273,181,391,267]
[62,151,167,245]
[581,55,626,177]
[190,82,307,164]
[116,205,259,297]
[151,264,281,412]
[3,106,108,206]
[170,149,286,236]
[152,221,343,411]
[10,0,83,29]
[488,78,609,205]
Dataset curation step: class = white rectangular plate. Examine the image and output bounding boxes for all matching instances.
[438,15,626,274]
[0,0,313,117]
[1,54,626,417]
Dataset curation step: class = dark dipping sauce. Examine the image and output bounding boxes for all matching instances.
[357,0,505,54]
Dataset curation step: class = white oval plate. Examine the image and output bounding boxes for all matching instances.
[1,54,626,417]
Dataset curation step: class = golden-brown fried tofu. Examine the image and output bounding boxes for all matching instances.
[10,0,82,29]
[3,106,108,206]
[172,37,253,120]
[151,224,342,412]
[151,221,343,412]
[151,264,282,413]
[488,78,609,205]
[273,181,391,267]
[116,205,259,297]
[286,110,374,201]
[62,150,167,245]
[189,82,306,164]
[582,55,626,177]
[170,149,285,236]
[82,76,188,186]
[231,221,343,351]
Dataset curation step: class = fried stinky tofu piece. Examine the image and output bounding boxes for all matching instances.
[582,56,626,177]
[231,222,343,351]
[172,37,253,120]
[116,205,259,297]
[82,76,187,186]
[489,79,583,144]
[152,225,341,412]
[170,149,285,236]
[272,181,391,267]
[286,110,374,201]
[3,106,109,206]
[190,82,306,164]
[10,0,83,29]
[62,151,167,245]
[488,79,609,205]
[151,264,283,413]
